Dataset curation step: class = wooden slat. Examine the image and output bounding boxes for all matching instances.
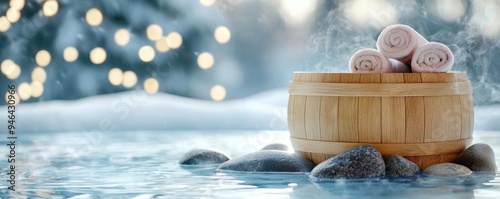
[292,96,307,139]
[381,73,405,143]
[440,154,458,163]
[439,74,462,141]
[338,74,360,142]
[358,74,381,143]
[320,96,339,141]
[422,74,443,142]
[305,96,321,140]
[405,156,423,169]
[404,73,425,143]
[420,155,442,169]
[319,73,341,142]
[310,154,327,164]
[460,95,471,139]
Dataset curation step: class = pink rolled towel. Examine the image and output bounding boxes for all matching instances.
[349,49,410,73]
[411,42,454,73]
[376,24,428,64]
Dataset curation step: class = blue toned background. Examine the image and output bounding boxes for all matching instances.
[1,0,500,198]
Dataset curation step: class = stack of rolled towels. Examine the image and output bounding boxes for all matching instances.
[349,24,454,73]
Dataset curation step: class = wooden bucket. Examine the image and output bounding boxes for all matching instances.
[288,72,474,169]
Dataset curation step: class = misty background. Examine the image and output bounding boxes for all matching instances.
[1,0,499,105]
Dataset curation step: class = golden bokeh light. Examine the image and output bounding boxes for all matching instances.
[197,52,214,69]
[31,67,47,83]
[90,47,107,64]
[108,68,123,86]
[30,81,44,98]
[200,0,216,7]
[138,45,155,62]
[167,32,183,49]
[35,50,51,67]
[42,0,59,17]
[63,46,79,62]
[1,59,15,75]
[6,64,21,80]
[146,24,163,41]
[86,8,103,26]
[5,92,20,106]
[18,82,31,100]
[0,16,11,32]
[122,71,137,88]
[10,0,25,11]
[155,37,170,53]
[214,26,231,44]
[210,84,226,101]
[6,8,21,23]
[144,78,160,94]
[114,29,130,46]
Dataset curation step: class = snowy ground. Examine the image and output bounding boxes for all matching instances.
[0,89,498,133]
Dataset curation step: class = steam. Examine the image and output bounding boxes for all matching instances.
[307,0,500,105]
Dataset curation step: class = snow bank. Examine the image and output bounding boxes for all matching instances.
[0,89,289,134]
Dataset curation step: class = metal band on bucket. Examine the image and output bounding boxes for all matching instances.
[289,137,472,156]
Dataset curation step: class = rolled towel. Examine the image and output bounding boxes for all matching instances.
[349,49,410,73]
[411,42,454,73]
[376,24,428,64]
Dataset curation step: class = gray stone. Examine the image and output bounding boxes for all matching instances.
[455,143,497,172]
[384,155,420,177]
[423,163,472,176]
[310,145,385,179]
[217,150,316,172]
[178,149,230,165]
[260,143,289,151]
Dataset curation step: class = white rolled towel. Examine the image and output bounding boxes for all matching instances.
[411,42,454,73]
[349,49,410,73]
[376,24,428,64]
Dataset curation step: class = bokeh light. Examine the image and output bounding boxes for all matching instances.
[214,26,231,44]
[155,37,170,53]
[30,82,44,98]
[122,71,137,88]
[167,32,183,49]
[35,50,51,67]
[86,8,103,26]
[144,78,160,94]
[42,0,59,17]
[138,45,155,62]
[63,46,79,62]
[200,0,216,7]
[10,0,25,11]
[31,67,47,83]
[108,68,123,86]
[210,84,226,101]
[470,0,500,39]
[5,92,20,105]
[344,0,397,30]
[90,47,107,64]
[434,0,467,22]
[0,16,11,32]
[6,65,21,80]
[18,82,31,100]
[197,52,214,69]
[115,29,131,46]
[147,24,163,41]
[1,59,15,75]
[6,8,21,23]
